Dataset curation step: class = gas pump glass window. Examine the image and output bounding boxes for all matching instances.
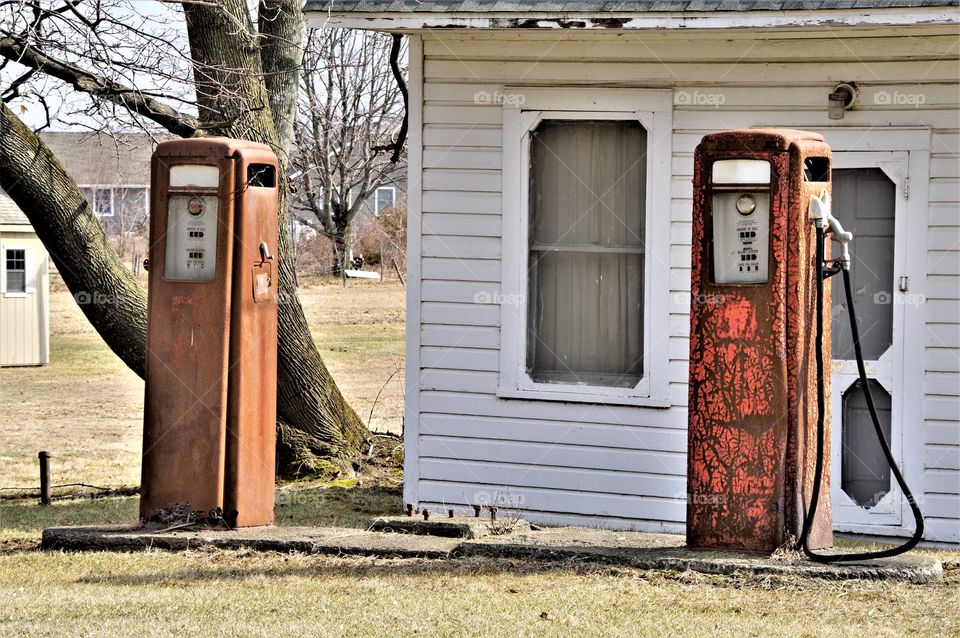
[164,164,220,282]
[526,119,645,388]
[710,159,771,285]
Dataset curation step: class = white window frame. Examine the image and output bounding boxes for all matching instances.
[374,185,396,216]
[498,88,673,407]
[80,185,115,218]
[1,245,28,297]
[92,187,114,217]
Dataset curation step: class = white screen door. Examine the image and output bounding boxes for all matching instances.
[830,152,910,531]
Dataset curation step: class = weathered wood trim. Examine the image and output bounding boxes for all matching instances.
[308,9,960,32]
[403,34,425,508]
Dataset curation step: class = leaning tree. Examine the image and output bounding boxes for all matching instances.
[0,0,398,476]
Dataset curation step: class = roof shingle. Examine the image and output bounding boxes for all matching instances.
[0,187,30,226]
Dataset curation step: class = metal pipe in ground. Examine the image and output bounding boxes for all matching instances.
[38,451,51,505]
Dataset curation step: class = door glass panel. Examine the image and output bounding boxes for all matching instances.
[831,168,895,360]
[841,379,892,508]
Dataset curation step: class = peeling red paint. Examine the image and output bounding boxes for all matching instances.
[687,129,833,553]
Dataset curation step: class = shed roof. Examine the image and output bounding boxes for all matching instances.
[305,0,957,12]
[0,186,30,227]
[39,132,163,187]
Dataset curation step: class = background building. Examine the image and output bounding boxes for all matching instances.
[0,186,49,367]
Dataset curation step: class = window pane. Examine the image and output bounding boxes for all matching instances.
[528,251,644,386]
[6,270,25,292]
[527,120,646,387]
[376,187,395,214]
[831,168,895,360]
[6,249,25,270]
[530,120,646,248]
[842,379,892,508]
[94,188,113,216]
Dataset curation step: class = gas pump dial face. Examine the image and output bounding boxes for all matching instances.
[188,197,205,216]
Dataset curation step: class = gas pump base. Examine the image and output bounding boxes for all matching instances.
[41,525,942,584]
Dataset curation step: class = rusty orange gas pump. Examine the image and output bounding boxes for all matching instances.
[687,129,924,560]
[140,138,279,528]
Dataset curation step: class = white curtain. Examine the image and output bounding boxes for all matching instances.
[527,119,646,388]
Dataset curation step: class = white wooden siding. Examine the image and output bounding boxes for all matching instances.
[409,27,960,540]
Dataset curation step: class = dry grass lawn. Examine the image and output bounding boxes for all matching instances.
[1,493,958,638]
[0,279,405,490]
[2,275,959,637]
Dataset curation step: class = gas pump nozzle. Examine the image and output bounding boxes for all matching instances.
[809,189,852,269]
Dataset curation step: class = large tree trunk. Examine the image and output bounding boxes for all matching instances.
[182,0,371,472]
[0,1,371,475]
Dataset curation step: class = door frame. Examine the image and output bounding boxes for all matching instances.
[819,127,930,537]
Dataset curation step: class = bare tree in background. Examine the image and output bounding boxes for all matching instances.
[0,0,381,476]
[291,27,406,274]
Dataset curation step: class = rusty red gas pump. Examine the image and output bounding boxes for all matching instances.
[687,129,834,552]
[140,138,279,528]
[687,129,925,560]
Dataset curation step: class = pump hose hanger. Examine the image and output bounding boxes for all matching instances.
[801,192,925,562]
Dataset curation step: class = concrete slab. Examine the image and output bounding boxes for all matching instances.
[457,527,943,583]
[41,525,459,558]
[40,524,942,583]
[367,515,531,539]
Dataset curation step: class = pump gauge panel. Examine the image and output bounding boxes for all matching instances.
[712,191,770,284]
[164,194,218,281]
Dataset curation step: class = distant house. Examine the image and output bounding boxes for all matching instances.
[290,165,407,231]
[307,2,960,544]
[40,132,157,237]
[0,187,49,367]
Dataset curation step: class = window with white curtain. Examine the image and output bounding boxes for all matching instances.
[527,119,646,387]
[497,89,672,406]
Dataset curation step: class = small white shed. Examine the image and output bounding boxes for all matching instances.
[0,187,49,367]
[309,1,960,544]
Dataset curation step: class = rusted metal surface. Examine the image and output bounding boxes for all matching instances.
[224,146,279,528]
[140,138,278,528]
[687,129,833,553]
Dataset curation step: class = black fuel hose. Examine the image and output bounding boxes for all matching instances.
[799,226,925,562]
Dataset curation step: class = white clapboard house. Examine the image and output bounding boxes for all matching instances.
[0,186,49,367]
[306,1,960,543]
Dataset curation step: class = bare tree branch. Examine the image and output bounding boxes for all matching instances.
[0,34,199,136]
